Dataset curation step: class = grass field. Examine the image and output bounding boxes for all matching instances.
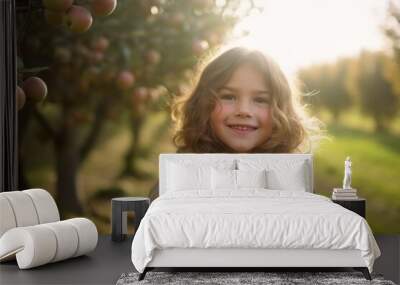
[314,124,400,233]
[27,110,400,234]
[312,110,400,233]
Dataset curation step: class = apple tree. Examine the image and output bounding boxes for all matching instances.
[17,0,260,215]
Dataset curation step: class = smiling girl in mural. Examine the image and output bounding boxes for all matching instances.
[171,46,323,153]
[150,46,324,200]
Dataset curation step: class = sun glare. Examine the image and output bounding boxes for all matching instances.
[231,0,389,75]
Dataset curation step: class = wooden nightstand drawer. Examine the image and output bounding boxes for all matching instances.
[332,198,366,218]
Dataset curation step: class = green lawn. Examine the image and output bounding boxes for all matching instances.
[82,116,399,234]
[314,124,400,233]
[28,109,400,234]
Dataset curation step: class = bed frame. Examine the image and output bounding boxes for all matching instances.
[139,154,371,281]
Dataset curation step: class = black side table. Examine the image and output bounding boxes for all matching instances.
[111,197,150,242]
[332,198,366,218]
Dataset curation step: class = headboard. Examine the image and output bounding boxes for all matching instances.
[159,153,314,195]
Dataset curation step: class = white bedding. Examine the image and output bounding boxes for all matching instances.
[131,190,380,273]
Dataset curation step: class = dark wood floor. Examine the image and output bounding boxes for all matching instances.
[0,236,134,285]
[0,235,399,285]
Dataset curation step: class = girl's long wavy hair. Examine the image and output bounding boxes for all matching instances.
[171,46,324,153]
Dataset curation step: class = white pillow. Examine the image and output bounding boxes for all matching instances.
[167,162,211,191]
[266,168,306,191]
[211,168,236,190]
[237,169,267,188]
[211,169,268,190]
[238,159,308,191]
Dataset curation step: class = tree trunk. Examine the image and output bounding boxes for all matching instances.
[120,114,144,177]
[55,121,83,216]
[374,116,386,133]
[332,109,340,122]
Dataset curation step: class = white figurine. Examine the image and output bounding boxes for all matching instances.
[343,156,352,189]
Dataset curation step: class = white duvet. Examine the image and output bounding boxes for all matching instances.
[131,190,380,273]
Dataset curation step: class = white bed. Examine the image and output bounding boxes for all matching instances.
[131,154,380,281]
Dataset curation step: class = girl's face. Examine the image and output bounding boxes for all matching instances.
[210,63,273,152]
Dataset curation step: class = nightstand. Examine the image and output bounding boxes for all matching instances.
[111,197,150,242]
[332,198,366,218]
